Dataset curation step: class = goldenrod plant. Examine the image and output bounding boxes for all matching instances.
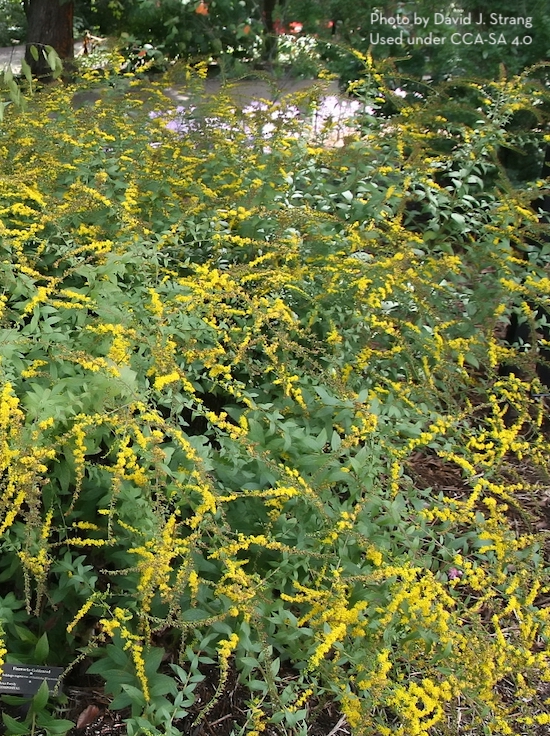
[0,57,549,735]
[0,45,62,121]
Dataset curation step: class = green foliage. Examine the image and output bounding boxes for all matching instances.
[0,58,549,735]
[0,0,26,46]
[300,0,550,87]
[0,45,62,121]
[1,681,73,736]
[87,0,262,61]
[72,0,550,86]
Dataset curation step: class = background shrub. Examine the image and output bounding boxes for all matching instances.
[0,0,26,46]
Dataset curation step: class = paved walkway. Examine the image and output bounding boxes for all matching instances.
[0,44,24,72]
[0,42,87,73]
[0,44,363,144]
[0,43,341,99]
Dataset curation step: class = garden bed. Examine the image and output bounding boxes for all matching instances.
[0,60,549,736]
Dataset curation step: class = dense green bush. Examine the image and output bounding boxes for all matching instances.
[0,59,549,735]
[0,0,26,46]
[311,0,550,87]
[76,0,262,63]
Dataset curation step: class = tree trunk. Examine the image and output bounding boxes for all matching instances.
[24,0,74,79]
[261,0,285,64]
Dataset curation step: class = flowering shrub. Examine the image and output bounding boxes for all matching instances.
[0,60,549,735]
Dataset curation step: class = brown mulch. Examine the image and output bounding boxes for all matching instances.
[407,444,550,554]
[406,450,473,501]
[54,664,349,736]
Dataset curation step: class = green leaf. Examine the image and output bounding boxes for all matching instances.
[30,45,39,61]
[149,675,178,698]
[1,695,29,707]
[119,683,144,701]
[88,648,129,673]
[7,80,20,106]
[180,608,212,622]
[21,59,32,89]
[47,48,57,72]
[109,691,133,710]
[248,679,268,693]
[143,647,165,677]
[31,680,50,713]
[55,461,71,494]
[52,58,63,80]
[34,707,74,734]
[34,633,49,663]
[2,713,29,735]
[450,212,465,226]
[14,625,37,645]
[37,718,74,735]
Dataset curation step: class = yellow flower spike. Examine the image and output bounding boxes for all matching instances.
[67,596,96,634]
[131,643,150,701]
[0,626,7,679]
[147,288,164,317]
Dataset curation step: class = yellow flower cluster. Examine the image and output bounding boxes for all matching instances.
[129,514,189,613]
[99,608,151,700]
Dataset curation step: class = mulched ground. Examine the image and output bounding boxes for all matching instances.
[55,664,350,736]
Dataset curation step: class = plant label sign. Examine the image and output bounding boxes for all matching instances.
[0,664,63,695]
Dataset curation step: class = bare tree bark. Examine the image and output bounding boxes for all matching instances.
[261,0,286,63]
[25,0,74,79]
